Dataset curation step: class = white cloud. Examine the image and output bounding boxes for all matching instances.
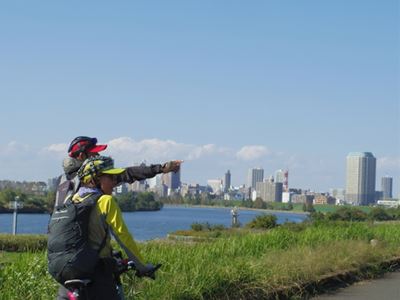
[106,137,228,164]
[236,145,270,161]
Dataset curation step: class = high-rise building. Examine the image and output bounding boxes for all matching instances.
[275,169,289,192]
[247,168,264,190]
[381,176,393,199]
[345,152,376,205]
[147,174,162,189]
[224,170,231,192]
[275,170,285,183]
[256,177,283,202]
[162,169,181,191]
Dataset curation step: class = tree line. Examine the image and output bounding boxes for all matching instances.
[0,189,162,213]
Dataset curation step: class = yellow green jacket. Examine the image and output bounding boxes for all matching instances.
[72,191,145,268]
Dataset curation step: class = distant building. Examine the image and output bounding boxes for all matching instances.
[330,188,345,201]
[292,194,314,204]
[314,194,336,205]
[275,169,289,192]
[224,170,231,192]
[115,183,128,194]
[247,168,264,190]
[256,177,283,202]
[155,184,168,197]
[162,169,181,191]
[147,175,162,189]
[0,180,47,195]
[345,152,376,205]
[275,170,285,184]
[375,191,384,201]
[381,176,393,199]
[129,180,147,192]
[180,183,203,198]
[377,199,399,208]
[47,177,59,191]
[207,179,223,195]
[282,192,292,203]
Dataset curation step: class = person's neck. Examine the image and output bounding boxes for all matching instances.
[78,186,102,197]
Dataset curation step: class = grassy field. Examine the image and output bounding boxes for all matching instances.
[1,221,400,299]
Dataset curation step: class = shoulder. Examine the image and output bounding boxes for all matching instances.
[97,194,118,212]
[98,194,114,203]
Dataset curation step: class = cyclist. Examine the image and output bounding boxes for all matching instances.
[54,136,181,209]
[56,156,161,300]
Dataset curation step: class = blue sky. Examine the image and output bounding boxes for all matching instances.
[0,1,399,196]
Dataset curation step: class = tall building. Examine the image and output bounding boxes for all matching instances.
[275,170,284,183]
[224,170,231,192]
[345,152,376,205]
[381,176,393,199]
[256,177,283,202]
[162,169,181,191]
[247,168,264,190]
[275,169,289,192]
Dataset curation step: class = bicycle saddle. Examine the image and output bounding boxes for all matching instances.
[64,279,92,289]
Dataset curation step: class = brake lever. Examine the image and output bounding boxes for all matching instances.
[138,263,162,280]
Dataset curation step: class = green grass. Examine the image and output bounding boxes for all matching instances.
[312,204,372,214]
[1,222,400,299]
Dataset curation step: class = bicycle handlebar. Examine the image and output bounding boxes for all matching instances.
[113,251,162,280]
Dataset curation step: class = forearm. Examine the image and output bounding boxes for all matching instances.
[116,164,163,184]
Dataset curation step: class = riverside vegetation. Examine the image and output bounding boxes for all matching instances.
[0,189,162,213]
[1,207,400,299]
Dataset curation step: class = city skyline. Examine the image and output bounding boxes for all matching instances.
[0,1,398,196]
[0,147,398,198]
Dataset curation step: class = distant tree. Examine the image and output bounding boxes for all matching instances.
[387,207,400,220]
[309,211,325,222]
[369,207,393,221]
[115,192,136,211]
[253,197,266,209]
[327,207,367,221]
[246,214,277,230]
[241,199,253,208]
[303,203,315,213]
[0,189,18,207]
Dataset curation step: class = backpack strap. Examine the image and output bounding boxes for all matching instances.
[82,193,108,255]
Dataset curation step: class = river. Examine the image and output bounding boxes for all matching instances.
[0,205,308,241]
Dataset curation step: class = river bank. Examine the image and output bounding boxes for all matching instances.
[166,203,310,215]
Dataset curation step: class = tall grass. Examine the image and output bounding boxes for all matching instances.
[1,222,399,299]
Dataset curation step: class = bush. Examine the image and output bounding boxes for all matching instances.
[246,214,277,230]
[369,207,393,221]
[303,203,316,213]
[0,234,47,252]
[190,222,225,232]
[191,222,207,231]
[327,207,368,221]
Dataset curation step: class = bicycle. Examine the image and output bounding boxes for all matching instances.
[63,251,161,300]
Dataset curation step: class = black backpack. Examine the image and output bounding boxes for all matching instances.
[47,193,106,285]
[53,174,80,210]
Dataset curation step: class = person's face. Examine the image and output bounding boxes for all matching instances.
[98,174,117,195]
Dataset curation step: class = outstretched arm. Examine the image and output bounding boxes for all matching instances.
[116,160,183,184]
